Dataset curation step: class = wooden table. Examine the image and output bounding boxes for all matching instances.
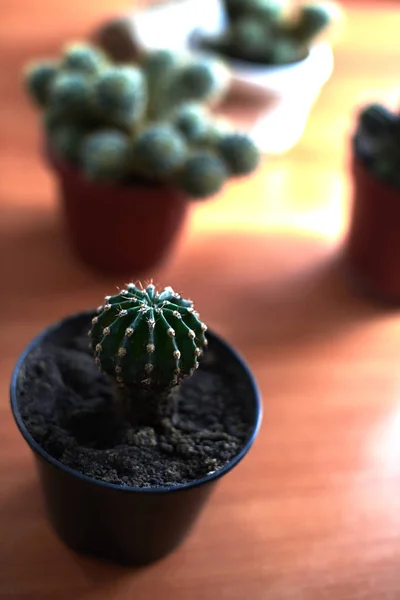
[2,1,400,598]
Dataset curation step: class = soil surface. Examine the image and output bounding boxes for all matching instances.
[16,314,254,488]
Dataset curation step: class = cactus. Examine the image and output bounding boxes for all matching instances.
[172,103,211,144]
[228,18,274,61]
[201,0,338,66]
[354,102,400,192]
[216,133,260,175]
[61,42,105,75]
[24,61,58,107]
[49,124,85,165]
[24,42,260,196]
[290,2,335,46]
[92,66,147,128]
[225,0,286,22]
[89,283,208,422]
[171,59,229,106]
[131,124,187,178]
[49,71,94,121]
[177,152,228,198]
[358,104,397,138]
[81,130,131,182]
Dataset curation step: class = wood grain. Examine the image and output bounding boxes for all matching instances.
[2,2,400,599]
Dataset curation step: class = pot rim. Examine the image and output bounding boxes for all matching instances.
[10,310,262,495]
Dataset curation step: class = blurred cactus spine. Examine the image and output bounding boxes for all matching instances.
[200,0,341,66]
[23,42,260,199]
[89,283,208,424]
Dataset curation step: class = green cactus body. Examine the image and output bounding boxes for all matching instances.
[61,42,106,74]
[178,152,228,198]
[269,37,308,64]
[291,3,333,45]
[359,104,396,137]
[173,60,227,105]
[49,125,85,164]
[81,130,131,182]
[225,0,285,22]
[216,133,260,175]
[24,61,59,107]
[92,66,147,128]
[142,50,182,118]
[172,104,211,144]
[131,124,187,178]
[49,71,94,121]
[89,283,208,396]
[228,18,274,61]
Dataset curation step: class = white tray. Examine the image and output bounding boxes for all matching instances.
[125,0,334,154]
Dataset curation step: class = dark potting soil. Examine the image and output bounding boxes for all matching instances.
[16,314,254,488]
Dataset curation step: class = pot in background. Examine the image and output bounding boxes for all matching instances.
[47,151,189,276]
[344,151,400,303]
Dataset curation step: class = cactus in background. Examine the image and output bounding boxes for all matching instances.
[141,49,182,118]
[290,2,337,46]
[24,61,58,107]
[177,152,228,199]
[61,43,106,74]
[24,41,260,198]
[131,124,187,178]
[92,66,147,128]
[49,71,94,121]
[200,0,338,66]
[48,124,85,165]
[354,102,400,191]
[224,0,286,22]
[81,130,131,182]
[172,103,211,144]
[171,59,229,106]
[216,133,260,175]
[89,283,208,423]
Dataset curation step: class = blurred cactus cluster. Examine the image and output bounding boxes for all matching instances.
[199,0,338,66]
[354,104,400,192]
[24,43,260,199]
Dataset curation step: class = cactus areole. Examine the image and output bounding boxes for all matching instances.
[89,283,208,423]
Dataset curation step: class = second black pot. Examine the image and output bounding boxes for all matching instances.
[10,311,262,566]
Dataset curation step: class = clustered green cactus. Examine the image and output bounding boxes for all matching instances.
[199,0,338,66]
[89,283,207,423]
[24,42,260,199]
[354,103,400,192]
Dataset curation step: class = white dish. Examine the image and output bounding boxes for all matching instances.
[126,0,334,154]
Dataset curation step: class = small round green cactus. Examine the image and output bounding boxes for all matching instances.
[80,130,131,182]
[172,103,211,144]
[359,104,396,137]
[291,2,334,45]
[177,152,228,199]
[216,133,260,175]
[49,71,93,121]
[49,125,85,164]
[269,37,308,64]
[225,0,286,22]
[92,66,147,127]
[131,124,187,178]
[24,61,58,107]
[60,42,106,74]
[228,18,273,60]
[141,49,182,118]
[173,60,228,104]
[89,283,208,396]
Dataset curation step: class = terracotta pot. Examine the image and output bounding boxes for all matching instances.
[47,151,189,276]
[344,152,400,303]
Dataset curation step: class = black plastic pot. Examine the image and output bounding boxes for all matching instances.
[10,311,262,566]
